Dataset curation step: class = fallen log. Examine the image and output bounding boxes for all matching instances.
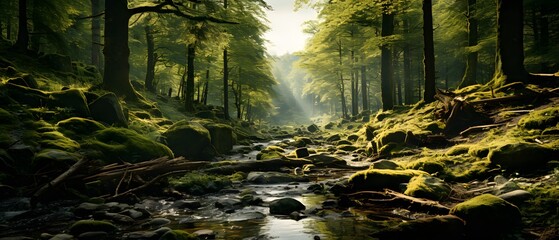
[203,158,313,175]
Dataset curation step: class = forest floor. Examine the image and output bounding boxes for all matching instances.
[0,41,558,239]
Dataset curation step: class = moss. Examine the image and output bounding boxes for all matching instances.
[336,144,358,152]
[69,220,117,235]
[450,159,492,181]
[517,106,559,130]
[159,230,197,240]
[406,157,446,174]
[0,107,18,125]
[56,117,105,139]
[445,144,471,156]
[48,88,90,116]
[169,172,231,195]
[404,175,451,201]
[83,127,173,163]
[348,169,428,192]
[229,171,246,182]
[164,120,214,160]
[256,145,285,160]
[488,141,555,171]
[39,131,80,152]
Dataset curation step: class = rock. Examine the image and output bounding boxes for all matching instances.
[154,227,172,236]
[371,215,466,240]
[493,181,520,195]
[39,53,72,72]
[48,234,74,240]
[0,236,33,240]
[226,211,266,222]
[247,171,309,184]
[307,124,319,133]
[123,231,157,240]
[348,169,427,192]
[269,198,305,215]
[195,110,216,119]
[171,200,202,210]
[120,209,149,219]
[305,153,346,167]
[324,122,335,129]
[193,229,216,239]
[88,93,127,127]
[201,122,235,154]
[78,231,108,240]
[74,202,107,217]
[321,199,337,209]
[215,198,242,209]
[404,175,451,201]
[3,83,49,107]
[159,230,196,240]
[7,76,36,89]
[289,211,307,220]
[370,159,401,170]
[49,89,91,117]
[163,121,215,160]
[56,117,105,138]
[488,142,554,171]
[497,190,532,206]
[69,220,117,236]
[33,149,81,168]
[142,218,171,229]
[336,144,358,151]
[326,134,341,142]
[450,194,522,239]
[95,212,135,224]
[295,148,310,158]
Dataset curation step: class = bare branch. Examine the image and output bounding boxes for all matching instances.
[129,0,237,24]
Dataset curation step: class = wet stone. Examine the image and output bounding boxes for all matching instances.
[48,233,74,240]
[154,227,172,236]
[123,231,157,240]
[171,200,202,210]
[321,199,337,209]
[498,189,532,206]
[215,198,242,209]
[94,212,135,224]
[269,198,305,215]
[194,229,216,239]
[142,218,171,229]
[119,209,148,219]
[78,231,109,240]
[289,211,307,221]
[74,202,106,217]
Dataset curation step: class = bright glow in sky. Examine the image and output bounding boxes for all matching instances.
[263,0,317,56]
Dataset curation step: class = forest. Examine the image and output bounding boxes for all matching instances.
[0,0,558,239]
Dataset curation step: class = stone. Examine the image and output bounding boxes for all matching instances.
[123,231,157,240]
[450,194,522,239]
[307,124,319,133]
[348,169,428,192]
[497,190,532,206]
[48,234,74,240]
[78,231,108,240]
[404,175,451,201]
[171,200,202,210]
[324,122,335,129]
[56,117,105,137]
[370,159,401,170]
[305,153,346,167]
[295,147,310,158]
[227,211,266,222]
[74,202,107,217]
[163,120,215,160]
[371,215,466,240]
[201,122,235,154]
[142,218,171,229]
[33,149,81,168]
[88,93,127,127]
[326,134,341,142]
[69,220,117,236]
[96,212,135,224]
[193,229,215,239]
[269,198,305,215]
[488,142,554,171]
[215,198,242,209]
[159,230,196,240]
[39,53,72,72]
[289,211,307,220]
[247,171,309,184]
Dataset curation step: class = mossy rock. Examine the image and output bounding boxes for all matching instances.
[88,92,128,127]
[160,230,197,240]
[404,175,451,201]
[450,160,492,182]
[169,172,231,195]
[406,157,446,174]
[326,134,341,142]
[370,159,401,170]
[49,89,90,117]
[348,169,428,192]
[33,149,81,169]
[201,123,236,154]
[0,107,18,125]
[517,106,559,130]
[467,144,491,158]
[371,215,465,240]
[69,220,117,235]
[445,144,471,156]
[84,127,173,163]
[488,142,555,171]
[256,151,283,160]
[305,153,346,167]
[164,120,215,160]
[3,83,49,107]
[39,131,80,152]
[450,194,521,239]
[336,139,353,146]
[336,144,358,152]
[56,117,106,139]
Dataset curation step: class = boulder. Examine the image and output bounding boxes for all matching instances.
[295,147,310,158]
[3,83,48,107]
[450,194,522,239]
[497,190,532,206]
[348,169,427,192]
[370,159,401,170]
[269,198,305,215]
[305,153,346,167]
[488,142,555,171]
[39,53,72,72]
[6,75,37,89]
[163,121,215,160]
[33,149,81,169]
[56,117,106,139]
[83,127,173,163]
[404,175,451,201]
[88,93,127,127]
[201,123,235,154]
[371,215,466,240]
[49,89,90,117]
[307,124,319,133]
[247,171,309,184]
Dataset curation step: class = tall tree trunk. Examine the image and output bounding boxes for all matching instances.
[145,24,156,92]
[14,0,28,51]
[538,5,550,73]
[203,68,209,105]
[459,0,478,89]
[350,50,358,116]
[222,0,229,119]
[381,9,394,110]
[403,19,413,105]
[493,0,529,86]
[422,0,436,103]
[236,68,242,119]
[360,56,368,111]
[338,40,348,118]
[185,43,196,112]
[7,2,12,41]
[91,0,102,69]
[30,1,40,51]
[394,48,402,105]
[103,0,137,99]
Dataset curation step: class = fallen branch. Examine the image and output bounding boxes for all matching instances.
[203,158,312,175]
[460,123,506,136]
[346,189,450,215]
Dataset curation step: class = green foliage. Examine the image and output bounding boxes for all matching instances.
[169,172,232,195]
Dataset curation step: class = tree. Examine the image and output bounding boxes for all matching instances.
[223,0,230,119]
[380,5,395,110]
[458,0,478,88]
[14,0,28,51]
[102,0,233,100]
[492,0,530,87]
[422,0,436,103]
[91,0,103,69]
